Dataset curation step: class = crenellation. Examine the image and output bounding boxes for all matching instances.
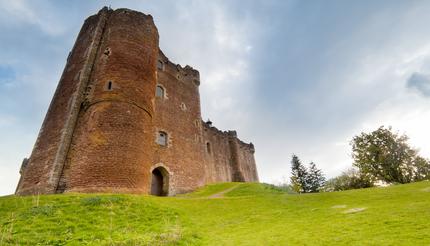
[158,50,200,87]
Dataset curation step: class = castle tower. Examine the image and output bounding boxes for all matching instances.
[16,7,258,196]
[16,7,159,195]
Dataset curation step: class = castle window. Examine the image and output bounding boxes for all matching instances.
[157,60,164,70]
[206,142,211,154]
[106,81,113,91]
[157,131,168,146]
[156,85,164,98]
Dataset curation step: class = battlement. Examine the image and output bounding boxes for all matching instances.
[158,50,200,86]
[202,121,255,153]
[86,7,155,21]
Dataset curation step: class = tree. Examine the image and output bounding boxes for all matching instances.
[324,168,373,192]
[306,162,326,193]
[414,156,430,181]
[351,126,430,184]
[290,155,308,193]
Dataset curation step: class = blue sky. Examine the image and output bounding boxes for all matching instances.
[2,0,430,195]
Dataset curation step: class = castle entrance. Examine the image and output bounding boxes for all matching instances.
[150,166,169,196]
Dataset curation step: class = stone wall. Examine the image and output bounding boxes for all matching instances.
[16,8,111,195]
[15,7,258,196]
[153,51,206,195]
[202,123,259,184]
[59,8,159,194]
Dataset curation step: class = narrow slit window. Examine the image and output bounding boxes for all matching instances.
[156,85,164,98]
[206,142,211,154]
[157,131,167,146]
[107,81,113,91]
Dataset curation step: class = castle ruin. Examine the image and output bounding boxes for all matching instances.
[15,7,258,196]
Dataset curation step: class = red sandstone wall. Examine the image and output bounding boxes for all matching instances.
[60,9,159,193]
[16,9,108,195]
[236,141,259,182]
[202,124,259,183]
[153,51,206,195]
[202,125,233,183]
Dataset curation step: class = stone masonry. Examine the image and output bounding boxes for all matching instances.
[15,7,258,196]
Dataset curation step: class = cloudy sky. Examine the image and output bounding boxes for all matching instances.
[1,0,430,195]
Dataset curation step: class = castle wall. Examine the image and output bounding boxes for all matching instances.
[59,9,159,193]
[153,51,206,195]
[202,125,233,183]
[236,140,259,182]
[202,124,259,183]
[16,9,109,195]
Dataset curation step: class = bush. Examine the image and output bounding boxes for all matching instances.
[324,168,374,192]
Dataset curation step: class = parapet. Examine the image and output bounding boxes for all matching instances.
[202,120,255,153]
[158,49,200,86]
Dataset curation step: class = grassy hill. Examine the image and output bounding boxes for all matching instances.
[0,181,429,245]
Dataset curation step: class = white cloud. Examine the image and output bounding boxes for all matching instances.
[0,0,65,36]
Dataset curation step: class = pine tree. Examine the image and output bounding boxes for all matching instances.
[306,162,326,193]
[290,155,308,193]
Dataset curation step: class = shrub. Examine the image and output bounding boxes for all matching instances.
[324,168,374,192]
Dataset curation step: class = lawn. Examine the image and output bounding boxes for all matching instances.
[0,181,429,245]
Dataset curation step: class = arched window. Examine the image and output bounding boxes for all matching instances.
[206,142,211,154]
[156,85,164,98]
[157,131,167,146]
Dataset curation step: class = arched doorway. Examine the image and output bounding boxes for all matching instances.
[150,166,169,196]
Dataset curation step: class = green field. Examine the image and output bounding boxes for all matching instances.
[1,181,429,245]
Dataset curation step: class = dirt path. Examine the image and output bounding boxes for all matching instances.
[208,184,240,199]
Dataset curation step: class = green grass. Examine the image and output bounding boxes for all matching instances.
[1,181,429,245]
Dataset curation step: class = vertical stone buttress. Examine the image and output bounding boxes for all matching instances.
[228,131,246,182]
[16,8,159,195]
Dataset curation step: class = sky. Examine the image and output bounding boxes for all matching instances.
[1,0,430,195]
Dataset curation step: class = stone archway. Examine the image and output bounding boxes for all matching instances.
[150,166,169,196]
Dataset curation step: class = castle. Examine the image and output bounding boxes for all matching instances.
[15,7,258,196]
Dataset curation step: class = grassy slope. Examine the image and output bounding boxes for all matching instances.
[0,181,429,245]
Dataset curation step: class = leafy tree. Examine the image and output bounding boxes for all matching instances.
[306,162,326,193]
[324,168,373,192]
[414,156,430,181]
[351,126,430,184]
[290,155,308,193]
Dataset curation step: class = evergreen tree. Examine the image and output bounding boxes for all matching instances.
[290,155,308,193]
[306,162,326,193]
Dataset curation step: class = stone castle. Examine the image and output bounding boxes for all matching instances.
[15,7,258,196]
